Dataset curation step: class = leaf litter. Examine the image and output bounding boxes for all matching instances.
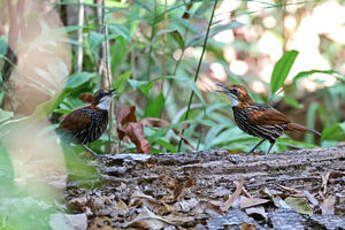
[65,148,345,229]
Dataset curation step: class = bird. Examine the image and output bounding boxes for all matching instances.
[56,88,116,158]
[216,83,321,154]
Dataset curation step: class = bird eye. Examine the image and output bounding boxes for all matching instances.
[230,88,239,95]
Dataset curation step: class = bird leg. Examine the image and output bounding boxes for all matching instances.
[266,141,275,154]
[249,139,265,153]
[82,144,105,159]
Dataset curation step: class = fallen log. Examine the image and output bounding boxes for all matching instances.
[66,146,345,229]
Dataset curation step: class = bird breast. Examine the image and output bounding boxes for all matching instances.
[97,96,112,111]
[227,94,239,107]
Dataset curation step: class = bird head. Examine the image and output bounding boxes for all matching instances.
[216,83,253,107]
[93,88,116,110]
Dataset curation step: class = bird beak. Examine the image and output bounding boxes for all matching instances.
[215,83,229,93]
[106,88,117,96]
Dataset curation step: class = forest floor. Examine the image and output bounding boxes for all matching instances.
[66,146,345,230]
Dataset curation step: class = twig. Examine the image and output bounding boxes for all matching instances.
[145,0,157,80]
[101,1,114,152]
[177,0,218,151]
[161,0,168,92]
[246,176,320,189]
[76,0,84,73]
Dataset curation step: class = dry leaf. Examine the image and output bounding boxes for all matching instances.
[118,122,150,153]
[79,92,93,104]
[124,207,171,229]
[115,105,137,126]
[221,179,243,212]
[245,206,267,220]
[239,196,270,209]
[320,195,335,215]
[275,184,318,208]
[321,172,330,195]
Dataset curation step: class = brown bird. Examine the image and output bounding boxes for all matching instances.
[216,83,320,154]
[56,88,116,158]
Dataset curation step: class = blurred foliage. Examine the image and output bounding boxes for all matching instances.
[0,0,344,162]
[1,0,345,227]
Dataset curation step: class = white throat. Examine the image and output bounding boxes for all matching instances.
[97,96,112,110]
[228,94,239,107]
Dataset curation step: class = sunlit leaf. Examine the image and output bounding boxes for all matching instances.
[271,50,299,94]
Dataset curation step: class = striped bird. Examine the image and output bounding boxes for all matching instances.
[216,83,320,154]
[56,88,116,158]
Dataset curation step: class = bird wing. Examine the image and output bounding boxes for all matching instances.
[58,108,91,132]
[247,104,290,125]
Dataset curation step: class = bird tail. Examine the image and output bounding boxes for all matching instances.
[287,123,321,136]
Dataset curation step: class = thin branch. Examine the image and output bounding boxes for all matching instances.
[76,0,84,73]
[161,0,168,92]
[178,0,218,151]
[145,0,157,80]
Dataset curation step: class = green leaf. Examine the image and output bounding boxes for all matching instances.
[0,109,13,124]
[127,79,153,97]
[112,71,131,95]
[144,93,165,118]
[111,36,128,74]
[64,72,95,91]
[88,31,104,49]
[283,95,301,109]
[277,138,318,149]
[270,50,299,94]
[321,122,345,141]
[292,69,336,85]
[211,21,245,36]
[156,139,177,153]
[284,197,313,216]
[144,127,168,143]
[188,21,245,47]
[171,30,184,50]
[108,24,131,42]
